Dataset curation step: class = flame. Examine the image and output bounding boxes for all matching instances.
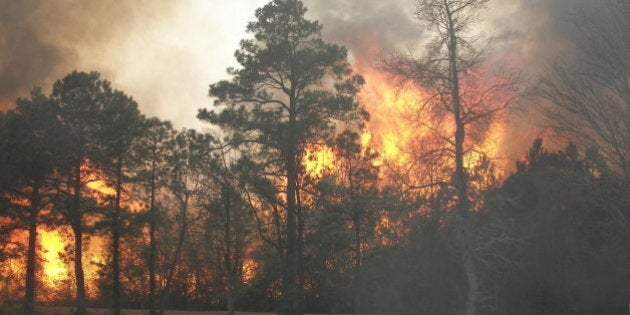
[359,68,424,166]
[303,144,336,177]
[85,168,145,212]
[40,229,69,286]
[241,258,258,284]
[1,162,147,302]
[86,180,116,197]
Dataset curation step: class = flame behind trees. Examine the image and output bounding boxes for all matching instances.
[0,88,66,313]
[2,0,629,314]
[383,1,518,314]
[199,1,367,313]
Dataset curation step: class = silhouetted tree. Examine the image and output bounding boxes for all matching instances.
[158,129,211,315]
[493,139,630,314]
[199,1,366,313]
[200,140,253,315]
[132,118,174,315]
[51,70,113,315]
[329,131,379,315]
[385,1,516,313]
[0,88,63,313]
[96,89,142,315]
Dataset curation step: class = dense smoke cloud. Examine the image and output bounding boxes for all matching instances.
[305,0,609,80]
[0,1,177,109]
[304,0,418,65]
[0,0,63,108]
[0,0,619,141]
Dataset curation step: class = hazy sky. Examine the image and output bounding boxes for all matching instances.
[0,0,595,131]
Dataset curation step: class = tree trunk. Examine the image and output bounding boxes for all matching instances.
[297,186,305,291]
[462,234,479,315]
[352,212,362,315]
[283,92,301,315]
[73,222,87,315]
[149,159,158,315]
[284,150,299,315]
[112,154,123,315]
[224,185,235,315]
[72,160,88,315]
[159,195,188,315]
[446,7,477,315]
[23,185,40,314]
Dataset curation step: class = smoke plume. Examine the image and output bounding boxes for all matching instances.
[0,0,178,110]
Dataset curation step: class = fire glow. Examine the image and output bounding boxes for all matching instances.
[301,63,506,179]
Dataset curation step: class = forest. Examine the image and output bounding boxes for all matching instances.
[0,0,629,315]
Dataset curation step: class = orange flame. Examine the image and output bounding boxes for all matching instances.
[242,258,258,284]
[359,68,425,166]
[303,144,336,177]
[40,229,69,287]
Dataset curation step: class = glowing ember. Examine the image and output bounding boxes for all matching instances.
[242,258,258,284]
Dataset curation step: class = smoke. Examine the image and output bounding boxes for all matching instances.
[0,0,178,108]
[1,0,618,157]
[304,0,419,67]
[303,0,614,169]
[0,0,63,109]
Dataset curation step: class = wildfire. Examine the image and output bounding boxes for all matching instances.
[302,62,506,182]
[40,229,69,287]
[86,180,116,197]
[358,68,425,166]
[241,258,258,284]
[303,144,336,177]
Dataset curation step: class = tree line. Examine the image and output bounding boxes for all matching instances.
[1,0,628,314]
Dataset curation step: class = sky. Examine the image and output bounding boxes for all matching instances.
[0,0,599,132]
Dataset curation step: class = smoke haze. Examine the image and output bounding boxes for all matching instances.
[0,0,615,148]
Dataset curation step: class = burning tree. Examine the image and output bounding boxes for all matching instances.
[50,70,146,315]
[51,71,113,315]
[131,117,174,315]
[198,0,366,313]
[96,89,142,315]
[385,0,517,314]
[0,88,64,313]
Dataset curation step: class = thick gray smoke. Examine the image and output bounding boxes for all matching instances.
[0,0,176,110]
[0,1,63,108]
[305,0,607,77]
[304,0,418,65]
[1,0,619,150]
